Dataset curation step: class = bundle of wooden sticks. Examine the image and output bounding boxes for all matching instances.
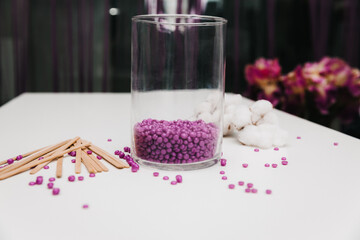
[0,136,129,180]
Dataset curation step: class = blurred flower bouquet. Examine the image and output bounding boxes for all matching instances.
[245,57,360,126]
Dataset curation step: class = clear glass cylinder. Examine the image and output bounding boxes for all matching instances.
[131,14,227,170]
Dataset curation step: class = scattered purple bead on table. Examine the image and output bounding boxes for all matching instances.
[163,176,169,180]
[49,177,56,182]
[296,136,301,139]
[96,155,102,160]
[220,171,225,175]
[69,151,76,157]
[7,159,14,164]
[242,163,248,168]
[29,181,36,186]
[153,172,159,177]
[220,159,227,167]
[238,181,244,186]
[265,163,270,167]
[266,189,272,195]
[176,175,182,183]
[68,175,76,182]
[39,157,44,160]
[251,189,258,193]
[52,188,60,195]
[89,173,96,178]
[245,188,251,193]
[282,161,288,165]
[171,181,177,185]
[36,176,43,185]
[131,166,139,172]
[281,157,286,160]
[71,159,76,163]
[274,147,279,151]
[83,204,89,209]
[228,184,235,189]
[78,176,84,181]
[247,183,253,188]
[44,165,49,170]
[254,148,259,152]
[114,150,120,155]
[118,152,125,158]
[86,150,92,155]
[334,142,338,146]
[107,139,112,142]
[16,155,23,160]
[124,147,131,153]
[47,183,54,189]
[272,164,277,168]
[222,176,227,180]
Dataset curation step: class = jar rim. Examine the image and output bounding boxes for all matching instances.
[132,14,227,26]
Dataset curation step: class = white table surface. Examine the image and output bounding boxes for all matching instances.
[0,93,360,240]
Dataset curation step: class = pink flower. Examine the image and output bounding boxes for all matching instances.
[245,58,282,105]
[348,68,360,97]
[301,57,352,114]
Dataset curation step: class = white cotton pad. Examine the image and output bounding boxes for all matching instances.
[250,99,273,116]
[232,105,252,129]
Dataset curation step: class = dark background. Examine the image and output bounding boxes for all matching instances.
[0,0,359,136]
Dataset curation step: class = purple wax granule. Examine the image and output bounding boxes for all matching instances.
[133,119,218,164]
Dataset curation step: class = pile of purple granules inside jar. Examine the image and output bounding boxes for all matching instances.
[134,119,218,164]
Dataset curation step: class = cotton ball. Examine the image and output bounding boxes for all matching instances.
[225,93,242,106]
[206,92,222,109]
[211,109,221,122]
[236,125,261,146]
[250,100,273,116]
[257,111,279,125]
[273,127,288,147]
[223,113,234,136]
[194,101,212,116]
[198,112,213,123]
[225,104,236,115]
[257,124,277,149]
[232,105,252,130]
[251,113,261,124]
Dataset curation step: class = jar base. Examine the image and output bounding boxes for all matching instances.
[134,154,220,171]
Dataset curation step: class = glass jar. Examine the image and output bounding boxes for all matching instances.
[131,14,227,170]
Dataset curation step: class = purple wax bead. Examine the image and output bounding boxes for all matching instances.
[86,150,92,155]
[47,183,54,189]
[153,172,159,177]
[16,155,23,160]
[36,176,43,185]
[171,181,177,185]
[83,204,89,209]
[7,159,14,165]
[49,177,56,182]
[52,188,60,195]
[97,155,102,160]
[71,159,76,163]
[124,147,131,153]
[175,175,182,183]
[68,175,76,182]
[163,176,169,180]
[39,157,44,160]
[89,173,96,178]
[78,176,84,181]
[131,166,139,172]
[107,139,112,142]
[29,181,36,186]
[44,165,49,170]
[220,159,227,167]
[114,150,120,155]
